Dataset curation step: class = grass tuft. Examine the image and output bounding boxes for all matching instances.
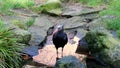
[0,20,23,68]
[26,18,35,28]
[100,0,120,16]
[79,0,109,7]
[0,0,34,15]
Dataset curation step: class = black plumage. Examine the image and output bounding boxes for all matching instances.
[52,25,68,60]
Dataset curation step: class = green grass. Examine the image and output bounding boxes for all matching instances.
[0,0,34,15]
[12,18,35,30]
[100,0,120,16]
[99,0,120,38]
[105,18,120,30]
[117,30,120,38]
[11,0,35,9]
[0,20,23,68]
[26,18,35,28]
[79,0,109,7]
[104,17,120,38]
[12,20,27,29]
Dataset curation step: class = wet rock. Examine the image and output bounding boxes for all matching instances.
[73,29,88,63]
[76,37,89,54]
[76,28,87,39]
[59,16,85,29]
[54,56,86,68]
[28,26,46,46]
[28,15,54,46]
[62,3,102,17]
[22,45,39,57]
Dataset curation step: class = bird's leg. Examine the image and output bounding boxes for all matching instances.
[61,48,64,58]
[56,49,59,60]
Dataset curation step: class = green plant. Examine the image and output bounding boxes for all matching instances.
[0,20,23,68]
[104,17,120,39]
[79,0,109,6]
[99,0,120,39]
[0,0,13,15]
[100,0,120,16]
[26,18,35,28]
[105,18,120,30]
[117,30,120,38]
[11,0,35,9]
[12,20,27,30]
[84,31,107,54]
[0,0,34,14]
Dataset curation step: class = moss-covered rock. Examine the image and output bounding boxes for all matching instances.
[82,16,120,68]
[55,56,86,68]
[13,28,31,44]
[33,0,62,15]
[84,30,120,68]
[112,60,120,68]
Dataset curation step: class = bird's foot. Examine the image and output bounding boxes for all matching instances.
[70,40,76,44]
[56,57,60,61]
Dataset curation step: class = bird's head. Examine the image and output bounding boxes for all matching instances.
[53,25,64,34]
[56,25,64,31]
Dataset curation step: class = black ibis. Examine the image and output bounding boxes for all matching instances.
[52,25,68,60]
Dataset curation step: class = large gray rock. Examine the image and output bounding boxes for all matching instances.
[59,16,85,29]
[54,56,86,68]
[13,28,31,44]
[28,15,54,46]
[62,3,102,17]
[1,15,31,44]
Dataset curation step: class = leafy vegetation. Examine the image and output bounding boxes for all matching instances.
[105,18,120,30]
[117,30,120,38]
[0,20,23,68]
[0,0,34,14]
[78,0,120,39]
[100,0,120,16]
[26,18,35,28]
[84,31,107,54]
[98,0,120,38]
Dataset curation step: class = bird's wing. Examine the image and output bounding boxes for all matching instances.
[63,33,68,44]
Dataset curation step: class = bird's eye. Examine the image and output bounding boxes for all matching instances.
[58,28,61,30]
